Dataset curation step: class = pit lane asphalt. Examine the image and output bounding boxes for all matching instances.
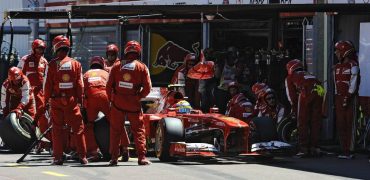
[0,150,369,180]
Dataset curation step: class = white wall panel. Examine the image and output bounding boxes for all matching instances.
[359,23,370,97]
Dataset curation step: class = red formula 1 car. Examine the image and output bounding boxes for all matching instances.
[145,109,250,161]
[94,87,292,161]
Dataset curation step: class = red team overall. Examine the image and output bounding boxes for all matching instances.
[334,41,360,159]
[43,35,87,165]
[1,67,35,119]
[83,56,110,161]
[225,81,253,121]
[104,43,131,162]
[18,39,50,151]
[171,53,201,108]
[285,59,323,157]
[106,40,152,166]
[250,82,269,120]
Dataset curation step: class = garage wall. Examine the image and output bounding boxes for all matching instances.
[0,0,31,57]
[336,15,370,51]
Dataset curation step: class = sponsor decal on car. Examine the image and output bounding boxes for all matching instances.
[215,122,225,127]
[174,143,186,153]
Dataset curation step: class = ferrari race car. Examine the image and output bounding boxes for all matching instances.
[94,87,292,161]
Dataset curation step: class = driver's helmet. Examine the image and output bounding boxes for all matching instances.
[172,100,193,114]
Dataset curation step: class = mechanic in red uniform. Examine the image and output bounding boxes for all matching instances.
[106,40,152,166]
[249,82,269,119]
[225,81,253,122]
[43,35,87,165]
[285,59,323,157]
[1,67,35,119]
[171,53,200,108]
[258,88,286,124]
[83,56,109,161]
[334,41,360,159]
[103,43,131,162]
[105,44,120,72]
[18,39,50,153]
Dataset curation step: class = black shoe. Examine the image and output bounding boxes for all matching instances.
[338,154,354,159]
[35,146,44,155]
[310,147,322,157]
[80,158,88,165]
[87,154,101,162]
[295,152,309,158]
[120,150,129,162]
[138,157,152,166]
[108,160,118,166]
[51,159,63,165]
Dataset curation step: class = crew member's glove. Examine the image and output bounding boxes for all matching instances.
[313,84,325,97]
[12,108,22,119]
[12,103,25,118]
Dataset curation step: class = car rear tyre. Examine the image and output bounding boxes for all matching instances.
[94,113,111,160]
[155,117,184,162]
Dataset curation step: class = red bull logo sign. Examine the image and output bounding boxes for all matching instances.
[152,41,191,70]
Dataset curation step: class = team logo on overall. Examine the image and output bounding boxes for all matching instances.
[62,74,70,82]
[123,73,131,81]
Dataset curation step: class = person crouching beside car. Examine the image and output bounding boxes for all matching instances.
[225,81,254,122]
[1,67,35,120]
[257,88,286,124]
[83,56,111,162]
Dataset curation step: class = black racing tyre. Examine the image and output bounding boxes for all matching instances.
[251,117,277,143]
[155,117,184,162]
[277,117,297,144]
[0,112,37,153]
[94,113,111,160]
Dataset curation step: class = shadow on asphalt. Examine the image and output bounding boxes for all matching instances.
[154,155,370,179]
[162,157,253,166]
[252,155,370,179]
[2,149,369,179]
[0,164,51,167]
[71,164,138,167]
